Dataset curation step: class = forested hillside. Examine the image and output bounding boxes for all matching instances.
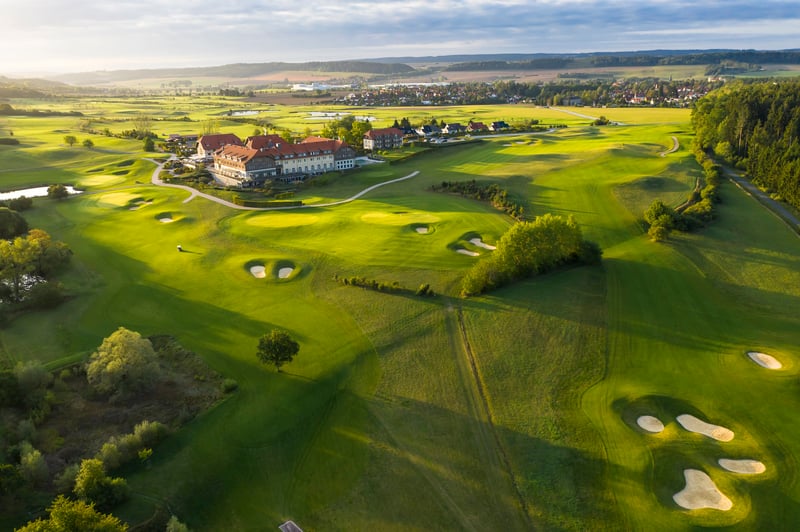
[692,79,800,209]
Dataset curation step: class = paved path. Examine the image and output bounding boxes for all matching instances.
[147,158,420,211]
[723,166,800,234]
[660,136,679,157]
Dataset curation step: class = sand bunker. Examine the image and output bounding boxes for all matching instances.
[159,217,174,223]
[747,351,782,370]
[469,237,496,250]
[673,469,732,511]
[456,249,479,257]
[718,459,766,475]
[676,414,734,442]
[415,227,429,234]
[637,415,665,433]
[250,266,266,278]
[278,267,294,279]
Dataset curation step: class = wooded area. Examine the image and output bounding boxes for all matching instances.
[692,79,800,210]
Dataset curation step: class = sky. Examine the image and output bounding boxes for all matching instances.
[1,0,798,75]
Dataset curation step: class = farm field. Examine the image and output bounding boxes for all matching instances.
[1,100,800,531]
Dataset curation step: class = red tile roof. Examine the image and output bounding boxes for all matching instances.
[245,134,284,150]
[198,133,243,151]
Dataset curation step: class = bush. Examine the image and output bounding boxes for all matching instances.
[19,442,48,486]
[73,458,129,510]
[24,281,65,309]
[222,378,239,393]
[47,184,69,200]
[0,206,28,238]
[7,196,33,211]
[54,463,79,493]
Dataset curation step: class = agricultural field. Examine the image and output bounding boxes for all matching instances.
[1,99,799,531]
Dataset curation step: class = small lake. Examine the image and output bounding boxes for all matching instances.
[0,185,81,200]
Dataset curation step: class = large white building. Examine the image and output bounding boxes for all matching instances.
[213,135,356,186]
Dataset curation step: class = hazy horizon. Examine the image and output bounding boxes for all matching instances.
[1,0,798,76]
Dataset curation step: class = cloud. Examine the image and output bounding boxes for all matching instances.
[1,0,797,73]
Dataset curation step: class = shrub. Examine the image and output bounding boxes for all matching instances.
[24,281,65,309]
[19,443,48,486]
[0,206,28,238]
[54,463,79,493]
[47,184,69,200]
[73,458,129,510]
[7,196,33,211]
[222,378,239,393]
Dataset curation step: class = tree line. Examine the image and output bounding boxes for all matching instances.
[692,79,800,211]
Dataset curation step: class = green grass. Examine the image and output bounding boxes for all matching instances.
[2,101,800,531]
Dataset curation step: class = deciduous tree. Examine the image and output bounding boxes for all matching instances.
[16,494,128,531]
[256,329,299,371]
[86,328,158,397]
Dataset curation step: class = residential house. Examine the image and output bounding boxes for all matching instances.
[467,122,488,133]
[197,133,243,158]
[415,124,441,138]
[363,127,404,150]
[490,121,510,131]
[442,123,466,135]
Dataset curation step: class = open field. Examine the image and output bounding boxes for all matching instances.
[2,100,800,531]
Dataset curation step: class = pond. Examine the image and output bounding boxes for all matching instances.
[0,185,81,200]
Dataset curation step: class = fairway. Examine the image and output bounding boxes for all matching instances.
[3,100,800,531]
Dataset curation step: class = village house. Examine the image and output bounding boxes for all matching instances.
[196,133,243,158]
[467,122,488,133]
[415,124,441,138]
[213,135,356,186]
[442,122,466,135]
[363,127,404,150]
[490,121,510,131]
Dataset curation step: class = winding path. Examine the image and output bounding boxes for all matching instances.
[148,158,419,211]
[660,136,679,157]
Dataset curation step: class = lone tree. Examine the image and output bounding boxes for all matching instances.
[86,327,158,398]
[64,134,77,147]
[47,183,69,200]
[256,329,299,371]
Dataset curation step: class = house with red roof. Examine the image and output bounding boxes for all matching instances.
[196,133,243,157]
[363,127,403,151]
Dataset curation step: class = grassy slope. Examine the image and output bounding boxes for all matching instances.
[582,171,800,527]
[3,100,800,531]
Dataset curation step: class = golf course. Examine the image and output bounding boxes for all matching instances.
[2,98,800,531]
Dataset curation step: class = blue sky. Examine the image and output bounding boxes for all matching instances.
[1,0,798,74]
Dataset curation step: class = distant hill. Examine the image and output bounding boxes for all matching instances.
[0,75,77,97]
[51,61,416,86]
[433,50,800,71]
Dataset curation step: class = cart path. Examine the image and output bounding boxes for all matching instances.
[147,158,419,211]
[660,136,679,156]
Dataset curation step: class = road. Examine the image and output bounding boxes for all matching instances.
[723,167,800,234]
